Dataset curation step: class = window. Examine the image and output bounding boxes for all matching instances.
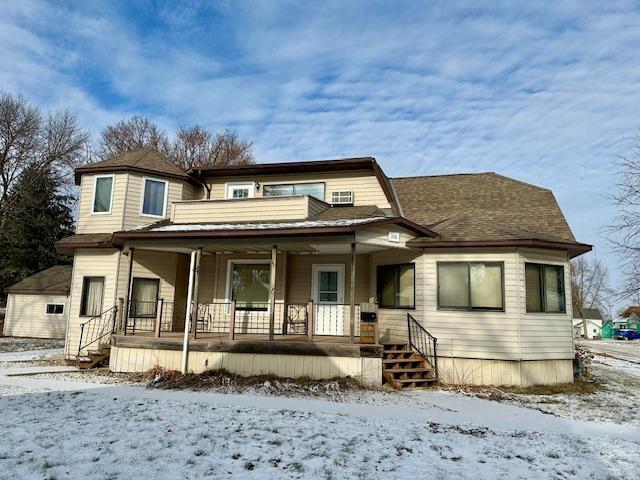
[437,262,504,311]
[229,262,270,310]
[130,278,160,318]
[80,277,104,317]
[45,304,64,315]
[226,183,254,199]
[141,178,168,217]
[525,263,566,313]
[92,175,113,213]
[263,183,325,201]
[377,264,415,308]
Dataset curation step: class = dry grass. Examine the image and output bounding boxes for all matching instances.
[138,366,377,398]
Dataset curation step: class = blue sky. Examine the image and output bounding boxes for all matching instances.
[2,1,640,305]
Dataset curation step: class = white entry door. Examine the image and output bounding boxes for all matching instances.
[312,264,345,336]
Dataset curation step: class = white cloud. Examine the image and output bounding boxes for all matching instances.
[1,0,640,296]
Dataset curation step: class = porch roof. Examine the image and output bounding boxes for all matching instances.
[111,215,436,245]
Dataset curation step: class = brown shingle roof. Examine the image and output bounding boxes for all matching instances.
[75,147,193,185]
[392,173,578,243]
[55,233,114,255]
[310,205,393,221]
[4,265,72,295]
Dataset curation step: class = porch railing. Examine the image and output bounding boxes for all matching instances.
[123,300,364,341]
[77,305,118,357]
[407,313,438,378]
[124,300,173,335]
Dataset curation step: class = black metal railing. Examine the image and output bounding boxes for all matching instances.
[125,300,173,334]
[77,305,118,356]
[407,313,438,378]
[195,302,232,334]
[283,303,308,335]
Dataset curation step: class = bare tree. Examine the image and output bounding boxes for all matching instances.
[0,92,89,226]
[571,256,612,337]
[608,135,640,301]
[97,116,169,160]
[98,117,254,170]
[167,127,254,170]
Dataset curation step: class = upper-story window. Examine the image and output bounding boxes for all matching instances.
[141,177,168,217]
[263,182,325,201]
[226,182,254,199]
[92,175,114,214]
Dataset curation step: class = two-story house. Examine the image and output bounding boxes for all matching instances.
[55,147,591,388]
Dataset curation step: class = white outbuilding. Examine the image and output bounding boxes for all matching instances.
[3,265,72,339]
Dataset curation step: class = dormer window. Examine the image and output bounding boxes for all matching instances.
[141,177,168,217]
[92,175,114,214]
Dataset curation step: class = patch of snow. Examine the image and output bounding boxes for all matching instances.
[133,217,387,233]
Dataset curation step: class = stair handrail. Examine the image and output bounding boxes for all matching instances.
[77,305,118,357]
[407,313,438,379]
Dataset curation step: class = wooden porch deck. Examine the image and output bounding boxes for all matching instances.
[112,332,382,358]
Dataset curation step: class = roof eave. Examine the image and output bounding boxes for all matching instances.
[405,238,592,257]
[74,165,199,187]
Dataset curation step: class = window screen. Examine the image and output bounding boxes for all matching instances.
[263,183,325,201]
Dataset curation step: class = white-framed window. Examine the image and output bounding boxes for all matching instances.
[45,304,65,315]
[225,259,270,311]
[92,174,114,214]
[140,177,169,217]
[225,182,254,199]
[80,276,105,317]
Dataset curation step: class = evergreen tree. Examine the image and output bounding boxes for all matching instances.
[0,165,74,298]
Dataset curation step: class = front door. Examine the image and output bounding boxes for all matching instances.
[312,264,345,336]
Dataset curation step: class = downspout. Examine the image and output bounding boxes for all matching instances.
[194,169,211,199]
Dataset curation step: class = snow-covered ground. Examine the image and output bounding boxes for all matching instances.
[0,336,64,353]
[0,349,638,479]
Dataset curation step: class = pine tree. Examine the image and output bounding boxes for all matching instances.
[0,165,74,298]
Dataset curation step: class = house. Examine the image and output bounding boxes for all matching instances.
[627,312,640,331]
[3,265,72,339]
[54,147,591,388]
[572,307,604,339]
[601,320,615,339]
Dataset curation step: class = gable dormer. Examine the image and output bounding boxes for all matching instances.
[74,147,199,234]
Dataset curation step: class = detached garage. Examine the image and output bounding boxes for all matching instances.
[3,265,72,339]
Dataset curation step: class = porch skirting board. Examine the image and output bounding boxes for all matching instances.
[436,357,574,387]
[109,345,382,386]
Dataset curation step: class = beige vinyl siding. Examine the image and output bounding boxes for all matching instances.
[122,174,188,230]
[65,249,121,356]
[286,254,370,305]
[421,248,520,360]
[355,226,414,249]
[4,293,68,339]
[370,249,423,342]
[205,170,391,208]
[76,173,128,234]
[517,248,573,360]
[172,196,312,224]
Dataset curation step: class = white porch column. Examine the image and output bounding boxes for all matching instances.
[268,245,278,341]
[350,242,356,344]
[181,249,198,374]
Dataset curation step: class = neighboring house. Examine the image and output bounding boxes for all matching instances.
[627,312,640,331]
[55,147,591,387]
[3,265,72,339]
[572,307,604,339]
[601,320,615,339]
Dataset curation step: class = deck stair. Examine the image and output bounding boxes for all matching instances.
[76,342,111,369]
[382,342,437,389]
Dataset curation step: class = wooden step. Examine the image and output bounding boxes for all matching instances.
[393,377,437,384]
[383,349,415,354]
[383,358,425,364]
[384,367,433,374]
